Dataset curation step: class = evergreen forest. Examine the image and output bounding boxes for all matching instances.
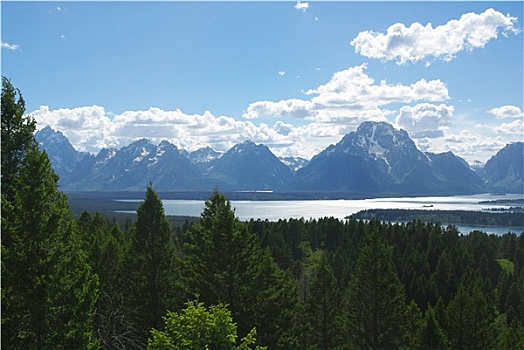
[2,77,524,349]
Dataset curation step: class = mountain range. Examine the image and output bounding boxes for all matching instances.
[35,122,523,196]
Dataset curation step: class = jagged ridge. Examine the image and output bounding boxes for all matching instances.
[35,122,522,195]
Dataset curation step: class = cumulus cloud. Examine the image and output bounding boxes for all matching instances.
[244,99,314,119]
[395,103,454,138]
[32,106,298,156]
[33,106,116,152]
[1,41,20,50]
[294,1,309,12]
[494,119,524,134]
[351,8,520,64]
[420,127,522,164]
[31,103,366,160]
[488,105,523,119]
[306,64,449,104]
[244,64,449,126]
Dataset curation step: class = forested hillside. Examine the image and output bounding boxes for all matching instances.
[2,78,524,349]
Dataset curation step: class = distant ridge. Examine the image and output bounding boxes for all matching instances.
[288,121,486,195]
[35,122,522,195]
[480,142,524,193]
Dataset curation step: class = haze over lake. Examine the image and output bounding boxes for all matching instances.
[118,193,524,235]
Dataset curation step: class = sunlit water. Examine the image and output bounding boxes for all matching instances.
[118,193,524,235]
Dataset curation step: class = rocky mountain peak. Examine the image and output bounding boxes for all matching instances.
[35,122,519,195]
[35,125,89,179]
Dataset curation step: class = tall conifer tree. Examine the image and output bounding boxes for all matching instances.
[345,230,407,350]
[2,146,99,349]
[124,185,178,346]
[305,251,342,350]
[183,189,262,337]
[1,76,36,201]
[2,79,98,349]
[446,285,495,350]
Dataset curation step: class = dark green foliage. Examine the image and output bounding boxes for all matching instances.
[88,205,523,349]
[1,76,36,201]
[354,208,524,227]
[183,189,303,348]
[304,251,342,350]
[446,285,495,350]
[416,306,449,350]
[1,146,98,349]
[183,190,260,332]
[77,212,135,349]
[123,185,179,347]
[345,230,408,350]
[252,251,301,349]
[405,300,423,348]
[434,249,457,304]
[505,282,523,323]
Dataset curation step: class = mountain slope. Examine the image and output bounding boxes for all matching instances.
[288,121,486,195]
[205,140,294,190]
[63,139,205,191]
[189,147,224,171]
[37,123,516,195]
[480,142,523,193]
[35,126,89,181]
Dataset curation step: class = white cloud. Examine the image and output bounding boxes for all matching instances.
[278,71,286,76]
[244,99,314,119]
[33,106,116,152]
[395,103,454,138]
[31,103,367,160]
[294,1,309,12]
[32,105,296,156]
[351,8,520,64]
[494,119,524,134]
[1,41,20,50]
[307,64,449,105]
[244,64,449,126]
[488,105,523,119]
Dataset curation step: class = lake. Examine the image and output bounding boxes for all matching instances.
[118,193,524,235]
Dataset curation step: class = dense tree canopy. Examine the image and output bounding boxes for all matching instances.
[345,230,408,350]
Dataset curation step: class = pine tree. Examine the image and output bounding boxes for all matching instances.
[305,251,342,350]
[416,306,449,350]
[505,281,523,323]
[124,185,179,346]
[405,300,423,349]
[446,284,495,350]
[1,145,99,349]
[345,230,407,350]
[434,249,456,304]
[1,76,36,201]
[78,212,135,349]
[182,189,263,337]
[250,249,301,349]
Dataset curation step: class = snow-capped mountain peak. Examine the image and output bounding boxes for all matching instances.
[189,146,223,164]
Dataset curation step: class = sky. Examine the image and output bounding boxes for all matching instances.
[2,1,523,163]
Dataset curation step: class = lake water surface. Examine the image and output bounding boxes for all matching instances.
[119,193,523,235]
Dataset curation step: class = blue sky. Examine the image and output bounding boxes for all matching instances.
[2,1,522,163]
